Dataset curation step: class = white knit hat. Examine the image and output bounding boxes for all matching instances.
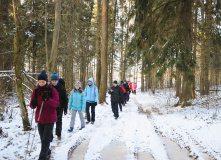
[74,81,81,87]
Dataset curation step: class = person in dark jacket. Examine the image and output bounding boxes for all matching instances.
[30,70,60,160]
[122,80,130,104]
[50,72,68,140]
[108,80,123,119]
[117,80,125,111]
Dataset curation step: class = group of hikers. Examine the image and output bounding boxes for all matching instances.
[29,70,137,160]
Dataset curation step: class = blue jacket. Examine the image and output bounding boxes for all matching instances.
[85,78,99,103]
[68,90,86,111]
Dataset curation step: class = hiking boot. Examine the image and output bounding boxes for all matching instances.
[86,121,90,124]
[68,127,73,132]
[79,127,85,130]
[91,121,94,124]
[57,136,61,140]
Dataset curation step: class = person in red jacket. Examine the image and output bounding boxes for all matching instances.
[117,80,126,110]
[128,80,133,101]
[30,70,59,160]
[133,82,137,95]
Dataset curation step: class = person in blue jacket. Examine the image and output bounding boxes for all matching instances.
[84,78,99,124]
[68,81,86,132]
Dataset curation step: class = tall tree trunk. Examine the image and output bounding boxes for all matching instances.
[99,0,108,103]
[109,0,117,88]
[12,0,30,131]
[48,0,62,79]
[175,68,181,98]
[181,0,193,106]
[191,0,198,99]
[96,0,102,89]
[200,0,205,95]
[204,0,212,95]
[45,0,49,75]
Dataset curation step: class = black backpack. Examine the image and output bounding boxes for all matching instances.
[59,78,65,88]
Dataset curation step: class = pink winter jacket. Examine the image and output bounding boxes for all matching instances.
[30,83,59,124]
[133,84,137,91]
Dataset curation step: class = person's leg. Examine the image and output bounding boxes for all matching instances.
[56,107,62,137]
[70,110,77,128]
[123,94,126,104]
[114,101,119,118]
[134,90,136,95]
[119,101,122,111]
[39,123,54,160]
[78,111,85,128]
[91,103,96,122]
[38,123,45,143]
[86,102,91,122]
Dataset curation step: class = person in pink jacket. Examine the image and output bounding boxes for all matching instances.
[30,70,59,160]
[133,82,137,95]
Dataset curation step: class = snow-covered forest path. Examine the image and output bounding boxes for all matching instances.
[66,94,192,160]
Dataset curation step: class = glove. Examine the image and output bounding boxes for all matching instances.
[41,91,49,101]
[31,99,38,109]
[95,102,97,106]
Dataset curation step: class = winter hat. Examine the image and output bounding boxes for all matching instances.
[124,80,127,82]
[75,81,81,87]
[38,70,48,82]
[51,72,59,81]
[113,80,117,84]
[128,79,131,82]
[117,80,121,84]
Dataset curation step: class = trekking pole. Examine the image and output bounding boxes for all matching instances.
[27,101,44,158]
[25,108,35,160]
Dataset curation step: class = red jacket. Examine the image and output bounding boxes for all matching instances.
[128,82,133,92]
[119,84,126,93]
[30,83,59,124]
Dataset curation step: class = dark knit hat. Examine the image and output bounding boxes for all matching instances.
[38,70,48,82]
[113,80,117,84]
[51,72,59,81]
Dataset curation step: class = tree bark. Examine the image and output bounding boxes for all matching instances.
[99,0,108,103]
[96,0,102,90]
[12,0,31,131]
[48,0,62,80]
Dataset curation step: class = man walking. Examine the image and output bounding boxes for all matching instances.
[50,72,68,140]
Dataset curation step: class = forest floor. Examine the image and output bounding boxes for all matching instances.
[0,89,221,160]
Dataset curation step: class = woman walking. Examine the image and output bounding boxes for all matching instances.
[30,70,59,160]
[68,81,86,132]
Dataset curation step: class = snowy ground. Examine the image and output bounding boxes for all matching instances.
[0,89,221,160]
[135,89,221,160]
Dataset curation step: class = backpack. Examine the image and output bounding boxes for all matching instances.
[59,78,65,88]
[35,86,53,99]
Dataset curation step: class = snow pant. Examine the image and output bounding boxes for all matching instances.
[55,107,63,137]
[126,93,129,101]
[118,102,122,111]
[70,109,85,128]
[123,94,127,104]
[133,90,136,95]
[86,102,96,122]
[111,101,119,118]
[38,123,54,160]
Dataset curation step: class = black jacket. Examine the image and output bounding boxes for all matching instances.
[108,86,123,102]
[53,82,68,113]
[123,83,130,94]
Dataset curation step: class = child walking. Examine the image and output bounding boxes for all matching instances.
[68,81,86,132]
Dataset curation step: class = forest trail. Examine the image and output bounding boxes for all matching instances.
[68,94,192,160]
